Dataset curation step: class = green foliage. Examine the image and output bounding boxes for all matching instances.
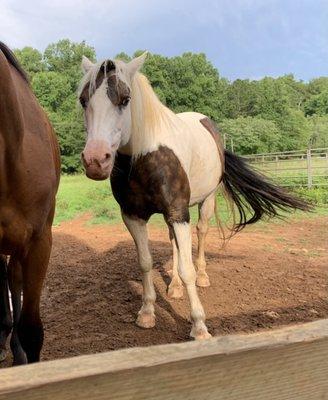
[307,115,328,147]
[220,117,280,154]
[14,47,44,78]
[32,72,71,112]
[275,109,310,150]
[294,187,328,206]
[304,90,328,116]
[13,39,328,173]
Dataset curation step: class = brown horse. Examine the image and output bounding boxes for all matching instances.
[0,42,60,365]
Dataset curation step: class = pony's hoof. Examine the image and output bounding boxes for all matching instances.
[168,283,184,299]
[190,328,212,340]
[13,350,27,366]
[0,349,7,362]
[136,312,155,329]
[196,273,210,287]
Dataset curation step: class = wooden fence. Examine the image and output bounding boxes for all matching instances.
[0,319,327,400]
[244,147,328,188]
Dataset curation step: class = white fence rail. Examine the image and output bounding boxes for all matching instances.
[244,148,328,188]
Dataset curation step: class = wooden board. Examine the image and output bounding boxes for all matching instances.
[0,319,328,400]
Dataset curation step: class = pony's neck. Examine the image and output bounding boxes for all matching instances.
[122,73,177,157]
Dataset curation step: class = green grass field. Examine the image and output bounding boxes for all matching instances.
[54,175,328,227]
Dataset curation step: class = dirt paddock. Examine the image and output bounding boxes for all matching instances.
[1,215,328,367]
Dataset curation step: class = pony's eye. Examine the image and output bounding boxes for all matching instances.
[80,97,88,109]
[120,97,130,107]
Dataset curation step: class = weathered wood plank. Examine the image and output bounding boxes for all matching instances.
[0,319,327,400]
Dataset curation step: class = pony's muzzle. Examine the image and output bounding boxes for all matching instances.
[81,140,114,180]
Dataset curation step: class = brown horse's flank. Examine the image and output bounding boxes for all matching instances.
[79,60,130,108]
[0,42,60,365]
[111,146,190,225]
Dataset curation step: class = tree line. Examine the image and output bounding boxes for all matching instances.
[14,39,328,173]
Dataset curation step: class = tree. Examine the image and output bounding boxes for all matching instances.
[32,72,71,113]
[219,117,281,154]
[275,109,310,150]
[44,39,96,90]
[14,47,44,78]
[307,115,328,148]
[304,90,328,116]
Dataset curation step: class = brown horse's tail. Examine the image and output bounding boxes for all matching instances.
[222,150,312,234]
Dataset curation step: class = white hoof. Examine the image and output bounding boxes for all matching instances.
[196,272,210,288]
[168,282,184,299]
[136,312,155,329]
[190,323,212,340]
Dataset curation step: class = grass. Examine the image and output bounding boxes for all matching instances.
[252,156,328,187]
[54,175,328,227]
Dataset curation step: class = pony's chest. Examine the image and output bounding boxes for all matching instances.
[110,147,190,221]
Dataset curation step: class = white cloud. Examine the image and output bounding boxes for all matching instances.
[0,0,176,51]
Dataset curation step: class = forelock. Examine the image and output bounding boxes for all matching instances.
[78,59,116,99]
[78,58,131,107]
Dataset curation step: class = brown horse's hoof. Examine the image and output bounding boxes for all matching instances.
[0,349,7,362]
[13,350,27,366]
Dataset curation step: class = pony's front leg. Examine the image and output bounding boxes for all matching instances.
[122,213,156,329]
[167,227,183,299]
[171,221,211,340]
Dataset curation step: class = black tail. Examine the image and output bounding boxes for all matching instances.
[222,150,311,233]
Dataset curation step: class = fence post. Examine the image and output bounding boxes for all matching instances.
[307,148,313,189]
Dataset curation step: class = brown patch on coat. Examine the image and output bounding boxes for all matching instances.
[79,60,130,108]
[110,146,190,224]
[200,117,225,173]
[107,72,130,106]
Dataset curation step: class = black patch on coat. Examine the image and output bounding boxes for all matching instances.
[110,146,190,224]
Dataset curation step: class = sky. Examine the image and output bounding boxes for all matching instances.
[1,0,327,81]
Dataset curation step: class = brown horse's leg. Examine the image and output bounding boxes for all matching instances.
[18,229,51,363]
[8,258,27,365]
[0,255,12,362]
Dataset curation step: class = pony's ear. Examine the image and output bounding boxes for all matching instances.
[127,52,148,78]
[81,55,94,73]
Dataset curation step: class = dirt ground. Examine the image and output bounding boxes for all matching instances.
[2,215,328,366]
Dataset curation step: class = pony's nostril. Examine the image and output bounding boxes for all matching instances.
[81,152,88,164]
[105,153,111,160]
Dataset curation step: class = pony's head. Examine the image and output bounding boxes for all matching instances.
[78,53,147,180]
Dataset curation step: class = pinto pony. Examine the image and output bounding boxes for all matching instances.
[78,53,309,339]
[0,43,60,364]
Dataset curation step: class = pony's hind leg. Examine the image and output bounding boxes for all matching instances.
[195,194,215,287]
[8,258,27,365]
[167,227,183,299]
[18,228,52,363]
[0,255,12,362]
[171,221,211,340]
[122,213,156,329]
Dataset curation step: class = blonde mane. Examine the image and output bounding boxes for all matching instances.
[129,72,178,156]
